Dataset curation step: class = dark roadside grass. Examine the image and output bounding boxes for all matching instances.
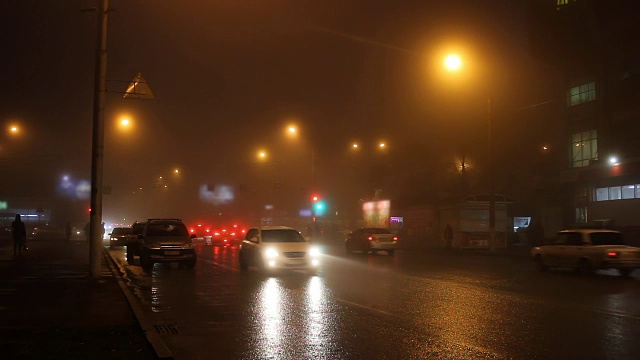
[0,237,157,360]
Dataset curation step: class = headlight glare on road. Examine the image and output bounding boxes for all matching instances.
[309,247,321,257]
[265,248,279,258]
[311,259,319,266]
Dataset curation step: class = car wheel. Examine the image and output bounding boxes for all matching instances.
[577,258,592,276]
[109,245,114,250]
[619,268,632,277]
[387,250,395,256]
[535,255,547,272]
[239,253,249,271]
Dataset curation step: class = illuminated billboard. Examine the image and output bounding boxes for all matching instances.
[362,200,390,228]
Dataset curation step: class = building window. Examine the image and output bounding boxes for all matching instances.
[609,187,622,200]
[572,130,598,167]
[567,82,596,106]
[575,207,587,223]
[557,0,577,8]
[596,184,640,202]
[622,185,635,199]
[595,188,609,201]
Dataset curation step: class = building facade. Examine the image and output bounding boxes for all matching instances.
[529,0,640,244]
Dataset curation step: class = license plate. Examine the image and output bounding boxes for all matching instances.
[164,250,180,256]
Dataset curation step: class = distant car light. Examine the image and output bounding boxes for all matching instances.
[607,251,619,257]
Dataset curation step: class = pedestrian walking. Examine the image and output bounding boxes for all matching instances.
[11,214,27,257]
[444,224,453,248]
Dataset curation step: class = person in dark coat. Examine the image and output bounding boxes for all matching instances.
[11,214,27,257]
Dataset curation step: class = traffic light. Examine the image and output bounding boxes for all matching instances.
[310,194,326,216]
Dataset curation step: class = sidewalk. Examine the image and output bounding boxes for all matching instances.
[0,238,156,359]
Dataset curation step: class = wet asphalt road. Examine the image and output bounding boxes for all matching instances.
[108,241,640,360]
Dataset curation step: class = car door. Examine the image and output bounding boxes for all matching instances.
[560,232,584,268]
[242,229,259,265]
[546,233,570,267]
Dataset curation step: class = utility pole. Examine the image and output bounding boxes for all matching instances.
[488,97,496,252]
[89,0,109,278]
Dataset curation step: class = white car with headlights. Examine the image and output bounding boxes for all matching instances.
[239,226,321,275]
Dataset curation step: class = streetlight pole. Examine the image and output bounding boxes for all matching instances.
[89,0,109,278]
[487,97,496,252]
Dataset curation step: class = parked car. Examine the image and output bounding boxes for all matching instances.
[531,229,640,276]
[108,227,131,249]
[137,218,196,270]
[345,227,398,255]
[239,226,321,275]
[125,221,146,263]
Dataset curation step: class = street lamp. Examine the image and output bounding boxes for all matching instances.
[445,53,496,252]
[283,124,315,183]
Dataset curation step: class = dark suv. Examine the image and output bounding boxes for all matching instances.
[126,221,146,264]
[138,219,196,270]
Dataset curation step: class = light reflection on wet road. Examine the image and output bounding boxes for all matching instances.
[108,242,640,359]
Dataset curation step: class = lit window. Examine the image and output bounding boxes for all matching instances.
[609,187,622,200]
[575,207,587,223]
[622,185,635,199]
[557,0,578,10]
[595,188,609,201]
[571,130,598,167]
[636,185,640,199]
[567,82,596,106]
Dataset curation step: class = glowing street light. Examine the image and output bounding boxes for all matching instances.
[379,142,386,148]
[352,143,359,149]
[444,54,462,72]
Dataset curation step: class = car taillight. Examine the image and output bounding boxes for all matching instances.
[607,251,619,257]
[393,236,399,241]
[367,236,374,241]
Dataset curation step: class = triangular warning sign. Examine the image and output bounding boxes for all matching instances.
[123,72,154,100]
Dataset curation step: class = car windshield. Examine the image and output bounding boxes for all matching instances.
[147,224,188,237]
[262,229,305,243]
[112,228,131,235]
[590,232,626,246]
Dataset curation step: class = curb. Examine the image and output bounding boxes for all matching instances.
[102,249,174,359]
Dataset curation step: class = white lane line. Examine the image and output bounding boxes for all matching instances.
[335,297,393,317]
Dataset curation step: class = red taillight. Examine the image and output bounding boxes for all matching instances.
[367,236,374,241]
[393,236,399,241]
[607,251,619,257]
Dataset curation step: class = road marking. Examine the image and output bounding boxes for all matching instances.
[335,297,392,317]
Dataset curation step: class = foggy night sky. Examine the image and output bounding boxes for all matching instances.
[1,0,563,221]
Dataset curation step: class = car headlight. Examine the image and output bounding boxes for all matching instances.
[309,247,321,258]
[265,248,279,258]
[182,242,194,249]
[146,243,161,249]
